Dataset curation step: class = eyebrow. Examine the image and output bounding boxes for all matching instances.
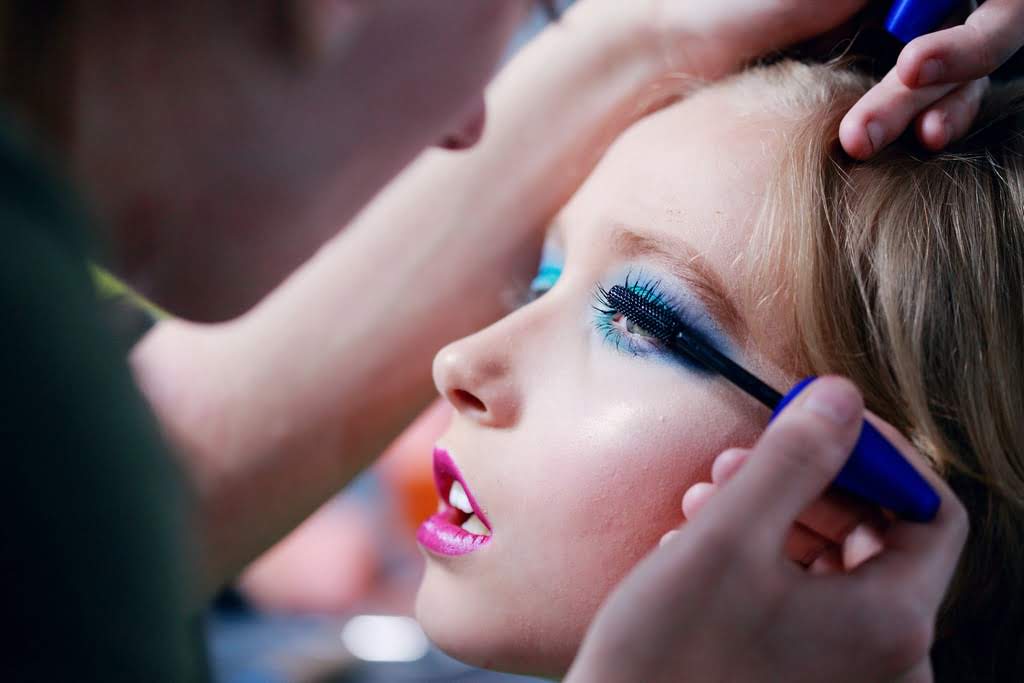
[609,224,746,339]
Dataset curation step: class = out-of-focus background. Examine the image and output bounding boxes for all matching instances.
[205,6,570,682]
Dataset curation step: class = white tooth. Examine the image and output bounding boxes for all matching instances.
[461,514,491,536]
[448,481,474,514]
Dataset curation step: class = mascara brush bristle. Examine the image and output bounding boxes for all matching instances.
[606,285,679,344]
[606,284,707,369]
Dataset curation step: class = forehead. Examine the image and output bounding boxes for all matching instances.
[558,84,796,370]
[561,85,778,268]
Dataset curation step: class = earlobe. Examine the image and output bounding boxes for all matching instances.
[285,0,366,63]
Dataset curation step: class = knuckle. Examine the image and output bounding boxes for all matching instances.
[901,38,932,71]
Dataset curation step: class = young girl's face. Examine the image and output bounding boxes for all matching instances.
[415,86,796,677]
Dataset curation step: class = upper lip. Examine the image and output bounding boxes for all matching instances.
[433,446,492,531]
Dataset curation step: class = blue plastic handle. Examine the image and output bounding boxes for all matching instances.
[770,377,940,522]
[885,0,960,43]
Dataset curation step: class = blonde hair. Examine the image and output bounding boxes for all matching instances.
[740,61,1024,681]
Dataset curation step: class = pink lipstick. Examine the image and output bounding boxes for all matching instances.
[416,447,492,557]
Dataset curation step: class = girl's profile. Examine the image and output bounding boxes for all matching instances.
[414,61,1024,682]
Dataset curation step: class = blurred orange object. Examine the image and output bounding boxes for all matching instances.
[376,399,453,532]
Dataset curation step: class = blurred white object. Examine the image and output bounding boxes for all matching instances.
[340,615,430,663]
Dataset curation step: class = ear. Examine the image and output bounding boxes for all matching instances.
[284,0,367,63]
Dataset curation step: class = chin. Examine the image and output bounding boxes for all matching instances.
[414,562,580,679]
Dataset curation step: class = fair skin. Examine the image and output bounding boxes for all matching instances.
[62,0,962,676]
[571,378,966,683]
[418,81,965,682]
[132,0,868,597]
[841,0,1024,158]
[417,82,856,677]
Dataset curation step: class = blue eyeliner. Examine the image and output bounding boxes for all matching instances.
[606,284,940,523]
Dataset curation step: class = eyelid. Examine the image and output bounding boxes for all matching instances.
[609,224,745,341]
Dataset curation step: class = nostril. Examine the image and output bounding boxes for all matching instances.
[452,389,486,413]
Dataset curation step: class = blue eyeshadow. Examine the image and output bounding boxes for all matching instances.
[591,266,733,373]
[529,242,565,297]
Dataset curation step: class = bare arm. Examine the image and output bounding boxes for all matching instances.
[133,4,671,597]
[132,0,867,598]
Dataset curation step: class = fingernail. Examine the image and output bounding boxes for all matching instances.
[918,58,943,86]
[659,529,680,548]
[803,381,860,425]
[866,121,886,154]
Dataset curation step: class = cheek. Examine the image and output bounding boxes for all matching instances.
[550,383,756,564]
[415,356,766,675]
[487,382,761,657]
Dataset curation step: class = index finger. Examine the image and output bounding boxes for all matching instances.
[840,64,958,159]
[897,0,1024,87]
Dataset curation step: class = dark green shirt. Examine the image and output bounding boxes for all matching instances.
[0,117,207,681]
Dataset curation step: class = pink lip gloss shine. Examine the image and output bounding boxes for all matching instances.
[416,447,492,557]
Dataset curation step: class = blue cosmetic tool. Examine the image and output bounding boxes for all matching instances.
[606,285,940,523]
[885,0,960,43]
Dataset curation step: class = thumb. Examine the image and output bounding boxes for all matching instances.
[707,377,864,549]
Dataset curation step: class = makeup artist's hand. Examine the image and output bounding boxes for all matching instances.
[618,0,868,79]
[680,439,887,572]
[566,377,967,683]
[841,0,1024,159]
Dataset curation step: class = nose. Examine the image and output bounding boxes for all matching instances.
[432,321,521,428]
[437,96,487,151]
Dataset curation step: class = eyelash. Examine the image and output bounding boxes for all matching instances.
[524,262,711,370]
[593,272,672,356]
[593,271,715,375]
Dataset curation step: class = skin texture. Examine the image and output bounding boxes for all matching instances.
[417,84,798,678]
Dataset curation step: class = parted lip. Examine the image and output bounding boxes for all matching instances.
[415,446,492,557]
[432,446,492,531]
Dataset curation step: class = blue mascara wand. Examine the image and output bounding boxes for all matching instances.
[607,285,940,523]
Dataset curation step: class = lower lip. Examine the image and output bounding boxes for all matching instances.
[417,511,491,557]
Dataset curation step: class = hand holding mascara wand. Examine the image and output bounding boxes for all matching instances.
[570,376,968,683]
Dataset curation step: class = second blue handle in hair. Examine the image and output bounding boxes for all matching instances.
[886,0,960,43]
[770,377,940,523]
